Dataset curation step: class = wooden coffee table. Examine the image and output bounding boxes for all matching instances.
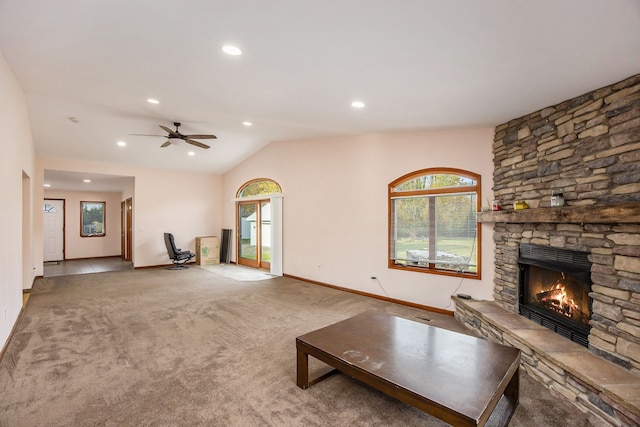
[296,312,520,427]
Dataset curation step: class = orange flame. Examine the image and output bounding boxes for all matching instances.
[539,273,580,317]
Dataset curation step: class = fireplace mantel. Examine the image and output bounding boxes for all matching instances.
[477,202,640,224]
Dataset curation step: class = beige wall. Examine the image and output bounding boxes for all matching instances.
[44,190,123,259]
[223,128,496,310]
[0,51,36,346]
[36,157,223,270]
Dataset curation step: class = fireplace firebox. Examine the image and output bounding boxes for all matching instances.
[518,244,592,347]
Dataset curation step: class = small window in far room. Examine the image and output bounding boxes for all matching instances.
[389,168,481,279]
[81,201,106,237]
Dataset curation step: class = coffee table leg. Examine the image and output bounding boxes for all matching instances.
[297,348,309,389]
[505,366,519,404]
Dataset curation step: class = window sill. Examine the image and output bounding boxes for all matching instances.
[389,263,480,280]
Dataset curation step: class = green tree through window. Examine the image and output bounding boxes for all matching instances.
[81,201,105,237]
[237,179,282,198]
[389,168,481,278]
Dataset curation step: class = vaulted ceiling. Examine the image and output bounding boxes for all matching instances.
[1,1,639,181]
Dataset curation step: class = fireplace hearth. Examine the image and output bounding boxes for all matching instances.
[518,244,592,347]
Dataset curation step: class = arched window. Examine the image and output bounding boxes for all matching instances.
[388,168,481,278]
[237,178,282,198]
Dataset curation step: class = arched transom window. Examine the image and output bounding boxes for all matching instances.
[237,179,282,198]
[388,168,481,278]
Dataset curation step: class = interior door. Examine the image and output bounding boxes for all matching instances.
[237,200,271,270]
[43,199,64,261]
[121,201,125,258]
[125,198,132,261]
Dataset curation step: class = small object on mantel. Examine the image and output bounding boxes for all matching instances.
[551,190,565,207]
[457,293,472,300]
[513,200,529,210]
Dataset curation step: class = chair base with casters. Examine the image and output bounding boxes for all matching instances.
[164,233,195,270]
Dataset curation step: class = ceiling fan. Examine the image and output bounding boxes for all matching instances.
[130,122,216,149]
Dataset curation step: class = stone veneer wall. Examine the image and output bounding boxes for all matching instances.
[490,74,640,373]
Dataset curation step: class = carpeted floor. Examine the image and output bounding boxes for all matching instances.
[0,266,591,426]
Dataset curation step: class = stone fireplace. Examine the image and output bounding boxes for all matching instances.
[487,73,640,372]
[518,243,592,347]
[454,73,640,426]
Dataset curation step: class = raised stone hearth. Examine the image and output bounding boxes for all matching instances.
[454,297,640,426]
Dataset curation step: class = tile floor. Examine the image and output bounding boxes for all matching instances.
[43,256,133,278]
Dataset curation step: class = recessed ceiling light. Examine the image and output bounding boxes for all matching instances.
[83,179,91,183]
[242,121,253,127]
[147,98,159,104]
[187,151,195,156]
[222,45,242,56]
[351,101,365,108]
[44,184,51,188]
[117,141,126,147]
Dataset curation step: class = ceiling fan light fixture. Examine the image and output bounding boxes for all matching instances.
[222,45,242,56]
[130,122,214,149]
[187,151,195,156]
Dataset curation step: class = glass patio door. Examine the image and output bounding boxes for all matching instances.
[237,200,271,270]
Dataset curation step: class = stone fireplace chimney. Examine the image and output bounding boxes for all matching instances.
[483,73,640,373]
[454,74,640,426]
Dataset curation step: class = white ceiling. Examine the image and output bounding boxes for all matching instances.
[1,1,639,188]
[43,170,134,193]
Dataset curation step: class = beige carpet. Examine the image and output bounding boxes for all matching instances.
[0,266,591,426]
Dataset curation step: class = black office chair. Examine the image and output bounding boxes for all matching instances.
[164,233,195,269]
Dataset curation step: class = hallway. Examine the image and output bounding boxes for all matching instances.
[43,257,133,278]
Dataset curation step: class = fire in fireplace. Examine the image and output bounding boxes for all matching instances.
[518,244,592,347]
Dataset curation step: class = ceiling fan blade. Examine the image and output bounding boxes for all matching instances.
[184,134,217,139]
[185,138,210,149]
[129,133,166,137]
[160,140,172,148]
[159,125,174,134]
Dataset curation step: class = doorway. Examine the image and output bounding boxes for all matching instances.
[22,172,31,290]
[237,200,271,270]
[43,199,65,262]
[121,198,132,261]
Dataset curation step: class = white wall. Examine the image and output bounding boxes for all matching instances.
[0,51,36,347]
[44,190,123,259]
[36,157,222,270]
[223,129,496,310]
